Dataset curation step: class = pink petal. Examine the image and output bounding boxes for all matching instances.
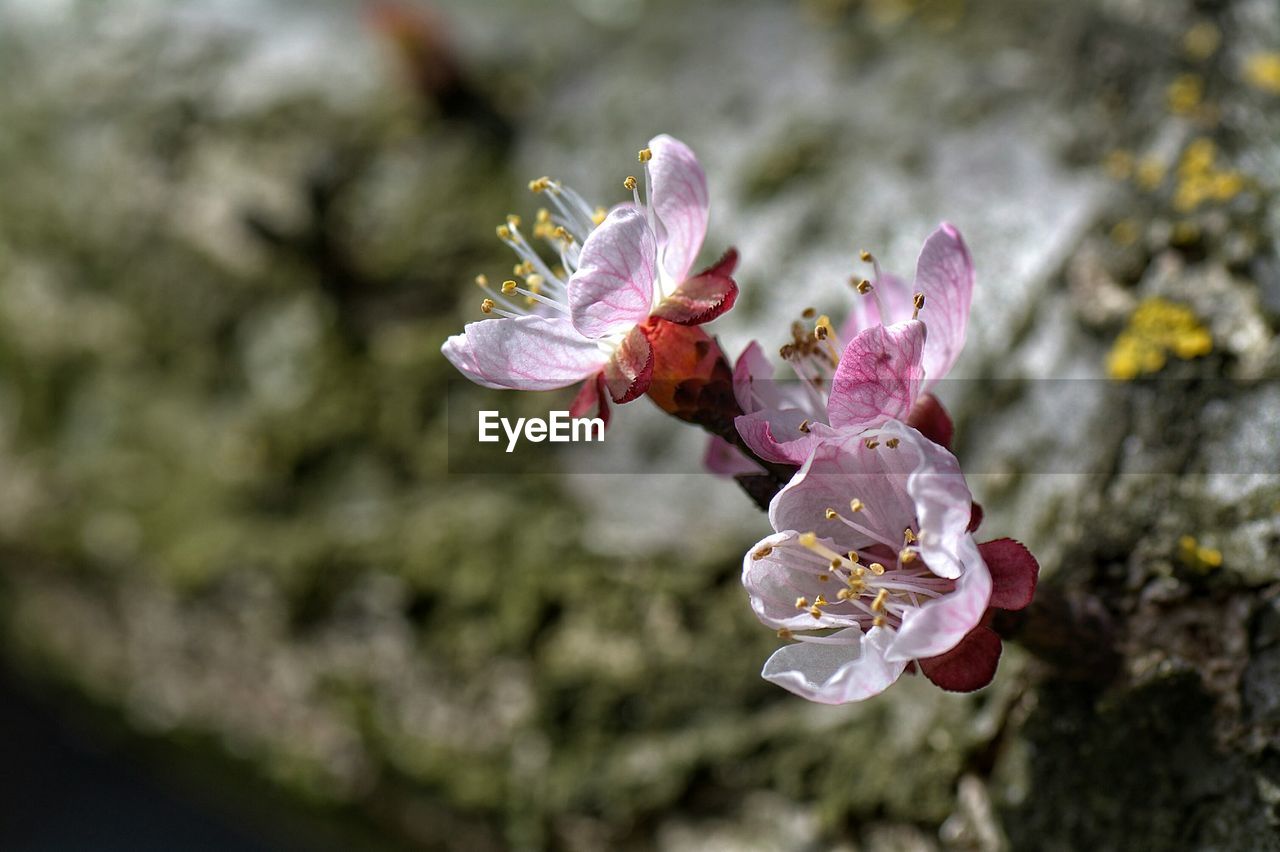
[906,392,954,450]
[914,223,974,386]
[568,206,657,339]
[839,270,915,340]
[768,431,917,555]
[732,340,774,413]
[443,316,608,391]
[761,626,907,704]
[742,532,863,631]
[704,436,761,476]
[918,625,1002,692]
[602,324,653,403]
[979,538,1040,611]
[878,421,974,579]
[647,134,709,285]
[735,409,823,466]
[827,320,926,432]
[886,538,991,661]
[568,372,610,429]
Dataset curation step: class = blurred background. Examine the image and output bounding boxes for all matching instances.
[0,0,1278,849]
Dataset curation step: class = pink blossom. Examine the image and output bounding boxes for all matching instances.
[731,224,974,465]
[442,135,737,419]
[741,421,999,703]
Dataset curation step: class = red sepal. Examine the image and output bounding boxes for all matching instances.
[650,251,739,326]
[602,325,654,404]
[919,624,1002,692]
[907,392,954,450]
[968,502,984,532]
[569,372,611,429]
[979,538,1040,612]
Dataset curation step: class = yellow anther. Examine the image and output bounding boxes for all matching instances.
[903,528,917,544]
[855,278,873,294]
[475,274,490,288]
[752,545,773,560]
[624,175,638,190]
[777,628,794,640]
[809,605,823,620]
[899,548,917,564]
[480,298,496,314]
[496,225,512,240]
[553,226,573,243]
[525,274,544,293]
[528,176,552,193]
[868,562,886,576]
[912,292,925,315]
[859,250,873,262]
[814,595,829,606]
[506,214,522,228]
[801,307,817,319]
[829,558,842,570]
[536,208,551,224]
[814,323,829,340]
[873,615,886,628]
[798,532,818,549]
[837,588,854,601]
[798,419,811,433]
[848,553,861,568]
[501,279,518,295]
[513,261,533,277]
[795,596,809,609]
[818,573,830,582]
[864,438,880,449]
[592,207,607,226]
[849,499,864,513]
[886,438,900,449]
[825,508,839,520]
[638,147,652,163]
[871,588,889,611]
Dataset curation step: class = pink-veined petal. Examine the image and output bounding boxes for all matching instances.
[827,320,926,432]
[732,340,773,413]
[735,409,823,466]
[768,431,917,556]
[443,316,607,391]
[647,134,709,285]
[914,222,974,386]
[704,436,761,476]
[742,532,863,631]
[885,538,991,661]
[762,626,907,704]
[878,421,974,579]
[568,206,657,339]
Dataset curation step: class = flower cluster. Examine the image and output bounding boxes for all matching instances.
[441,134,1038,703]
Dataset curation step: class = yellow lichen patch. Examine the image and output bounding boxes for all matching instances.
[1166,74,1204,115]
[1243,52,1280,94]
[1178,535,1223,573]
[1104,149,1134,181]
[1135,155,1167,190]
[1105,298,1213,380]
[1109,218,1140,247]
[1182,21,1221,61]
[1171,138,1246,212]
